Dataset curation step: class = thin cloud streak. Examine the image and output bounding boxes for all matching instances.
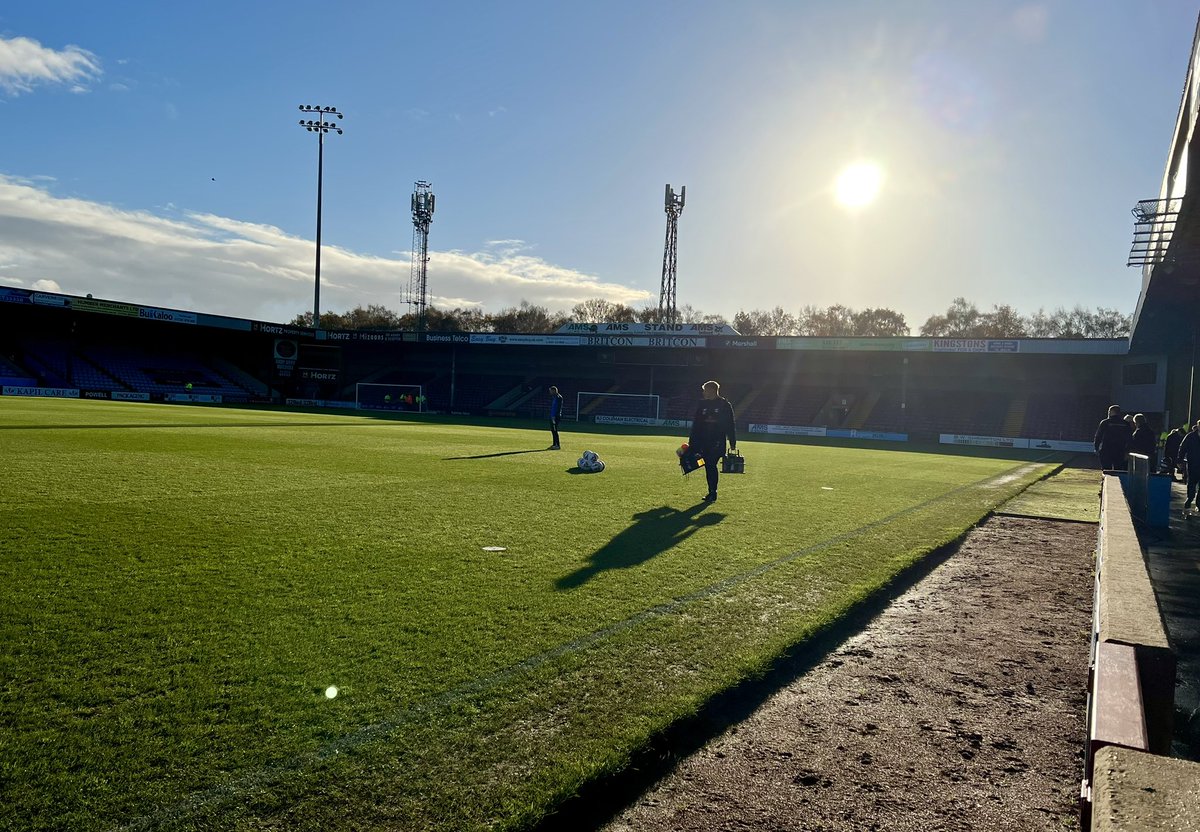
[0,35,101,94]
[0,177,650,322]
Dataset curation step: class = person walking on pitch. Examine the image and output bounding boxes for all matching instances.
[688,380,737,503]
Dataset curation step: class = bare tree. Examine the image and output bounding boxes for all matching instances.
[570,298,637,323]
[490,300,568,333]
[800,304,856,336]
[851,307,909,336]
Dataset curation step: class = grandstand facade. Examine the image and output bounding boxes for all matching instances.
[0,286,1171,448]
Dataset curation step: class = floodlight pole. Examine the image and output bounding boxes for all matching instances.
[297,105,344,329]
[658,184,685,324]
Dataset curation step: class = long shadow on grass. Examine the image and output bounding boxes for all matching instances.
[556,503,725,590]
[444,449,550,460]
[533,528,975,832]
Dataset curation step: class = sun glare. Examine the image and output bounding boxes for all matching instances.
[834,162,884,210]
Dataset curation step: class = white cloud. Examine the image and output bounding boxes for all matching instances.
[30,278,61,292]
[0,36,101,95]
[0,176,650,322]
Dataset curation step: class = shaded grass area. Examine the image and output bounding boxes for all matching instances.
[0,398,1054,831]
[999,463,1101,523]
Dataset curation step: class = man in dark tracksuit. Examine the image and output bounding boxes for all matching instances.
[1179,422,1200,512]
[1094,404,1132,471]
[689,380,737,503]
[548,385,563,449]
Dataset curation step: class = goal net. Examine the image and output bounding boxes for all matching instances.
[576,391,660,423]
[356,383,425,412]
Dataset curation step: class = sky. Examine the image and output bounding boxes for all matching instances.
[0,1,1197,330]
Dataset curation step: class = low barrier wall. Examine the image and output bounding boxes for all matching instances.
[1083,474,1185,829]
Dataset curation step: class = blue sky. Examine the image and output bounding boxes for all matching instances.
[0,1,1196,329]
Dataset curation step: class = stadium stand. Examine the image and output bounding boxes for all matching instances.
[0,288,1141,445]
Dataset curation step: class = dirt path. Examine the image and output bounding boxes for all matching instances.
[600,515,1095,832]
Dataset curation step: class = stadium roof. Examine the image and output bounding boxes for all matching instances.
[1129,13,1200,354]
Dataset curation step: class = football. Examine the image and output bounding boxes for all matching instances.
[577,450,606,473]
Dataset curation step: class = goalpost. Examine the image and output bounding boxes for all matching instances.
[356,383,425,412]
[576,391,660,423]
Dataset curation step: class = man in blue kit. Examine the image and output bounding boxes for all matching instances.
[548,385,564,449]
[689,380,737,503]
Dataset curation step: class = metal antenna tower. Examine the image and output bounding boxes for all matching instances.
[658,183,685,324]
[409,180,435,332]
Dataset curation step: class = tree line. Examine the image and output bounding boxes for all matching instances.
[291,296,1131,338]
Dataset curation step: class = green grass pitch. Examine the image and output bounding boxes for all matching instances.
[0,398,1058,831]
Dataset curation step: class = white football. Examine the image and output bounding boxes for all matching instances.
[582,450,598,463]
[593,460,606,472]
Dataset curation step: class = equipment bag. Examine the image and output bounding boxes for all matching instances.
[679,449,706,475]
[721,449,745,473]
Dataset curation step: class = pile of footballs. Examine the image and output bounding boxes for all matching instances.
[577,449,606,473]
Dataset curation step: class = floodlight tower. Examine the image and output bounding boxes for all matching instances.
[409,181,436,332]
[658,184,685,324]
[297,105,344,329]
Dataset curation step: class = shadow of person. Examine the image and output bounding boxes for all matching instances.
[444,449,549,460]
[555,503,725,590]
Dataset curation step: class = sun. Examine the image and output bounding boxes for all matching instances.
[834,162,884,209]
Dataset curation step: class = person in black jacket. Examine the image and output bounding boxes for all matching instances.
[1179,421,1200,512]
[688,380,737,503]
[548,385,564,449]
[1129,413,1158,471]
[1163,425,1186,480]
[1094,405,1132,471]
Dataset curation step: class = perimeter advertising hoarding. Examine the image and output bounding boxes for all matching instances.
[2,386,80,398]
[715,338,773,349]
[0,288,31,304]
[593,416,693,428]
[470,334,583,346]
[939,434,1092,452]
[165,393,223,403]
[749,423,828,437]
[556,322,736,336]
[320,330,406,343]
[941,434,1023,448]
[775,337,930,352]
[578,335,706,348]
[71,297,140,318]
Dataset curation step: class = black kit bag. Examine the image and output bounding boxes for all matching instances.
[721,449,745,473]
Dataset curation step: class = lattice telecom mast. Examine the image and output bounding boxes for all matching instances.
[409,180,435,331]
[658,183,685,324]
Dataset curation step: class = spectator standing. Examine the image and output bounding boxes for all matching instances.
[1094,405,1133,471]
[688,380,737,503]
[1164,425,1186,480]
[1130,413,1158,471]
[1178,421,1200,512]
[548,385,564,449]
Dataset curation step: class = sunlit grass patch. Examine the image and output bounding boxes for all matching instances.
[0,398,1054,831]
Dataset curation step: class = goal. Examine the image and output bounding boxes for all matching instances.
[356,383,425,412]
[576,391,660,423]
